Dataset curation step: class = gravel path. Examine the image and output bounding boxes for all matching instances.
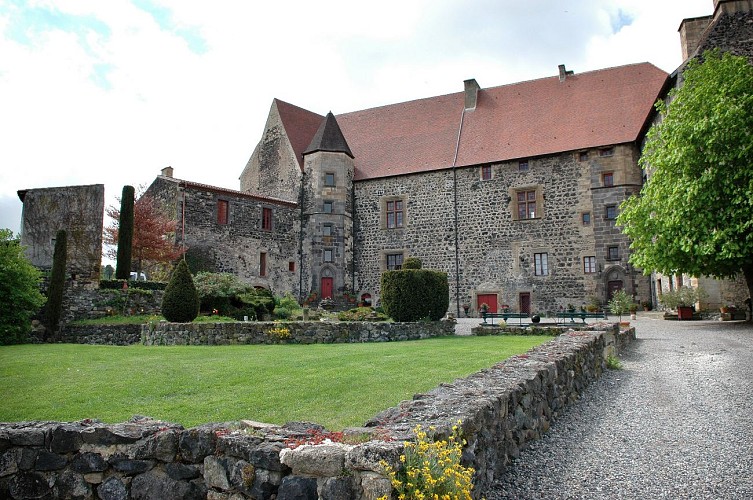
[483,316,753,499]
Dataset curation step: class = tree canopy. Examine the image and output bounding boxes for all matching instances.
[618,50,753,301]
[0,229,45,344]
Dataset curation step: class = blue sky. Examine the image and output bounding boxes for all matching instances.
[0,0,713,235]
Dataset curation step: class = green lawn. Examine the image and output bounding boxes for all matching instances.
[0,336,551,430]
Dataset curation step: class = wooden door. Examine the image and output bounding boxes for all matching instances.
[608,280,623,301]
[477,294,497,313]
[321,277,334,299]
[519,293,531,314]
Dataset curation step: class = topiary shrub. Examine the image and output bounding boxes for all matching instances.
[161,259,199,322]
[46,229,67,338]
[115,185,135,280]
[402,257,422,270]
[381,268,449,322]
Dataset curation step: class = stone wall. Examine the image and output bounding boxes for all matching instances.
[59,324,143,346]
[142,320,456,346]
[354,149,650,315]
[1,325,635,499]
[18,184,105,281]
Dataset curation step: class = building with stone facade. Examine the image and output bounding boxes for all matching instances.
[150,61,669,315]
[16,184,104,283]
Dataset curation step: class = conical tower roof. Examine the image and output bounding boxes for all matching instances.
[303,112,354,158]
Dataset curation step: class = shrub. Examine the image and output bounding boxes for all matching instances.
[379,422,474,500]
[161,260,199,322]
[402,257,422,269]
[100,280,166,291]
[237,288,275,321]
[381,268,449,321]
[0,229,45,344]
[609,290,632,321]
[46,229,67,337]
[337,307,389,322]
[115,185,135,280]
[274,292,302,320]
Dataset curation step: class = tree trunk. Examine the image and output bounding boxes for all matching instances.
[742,263,753,322]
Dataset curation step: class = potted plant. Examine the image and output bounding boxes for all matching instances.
[641,300,652,311]
[479,303,489,316]
[462,303,470,317]
[629,302,638,320]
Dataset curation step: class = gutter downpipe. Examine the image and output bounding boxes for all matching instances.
[451,108,466,318]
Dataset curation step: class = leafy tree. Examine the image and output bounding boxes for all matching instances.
[608,290,632,322]
[161,259,199,322]
[105,187,182,279]
[0,229,46,344]
[618,50,753,310]
[115,185,135,279]
[46,229,67,337]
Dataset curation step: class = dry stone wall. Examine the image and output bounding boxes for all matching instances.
[1,325,635,499]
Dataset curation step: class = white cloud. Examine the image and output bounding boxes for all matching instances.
[0,0,720,235]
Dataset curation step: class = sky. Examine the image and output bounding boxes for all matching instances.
[0,0,715,234]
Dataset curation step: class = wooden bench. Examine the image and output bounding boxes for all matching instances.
[481,311,530,326]
[555,311,608,324]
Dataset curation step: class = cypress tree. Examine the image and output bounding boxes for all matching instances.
[115,185,135,280]
[46,229,67,338]
[161,259,199,322]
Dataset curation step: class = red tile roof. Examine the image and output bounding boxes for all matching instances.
[332,63,668,181]
[275,99,324,170]
[173,177,297,207]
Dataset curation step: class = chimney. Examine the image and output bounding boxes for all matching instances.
[161,166,174,178]
[464,79,480,110]
[558,64,574,82]
[678,15,713,60]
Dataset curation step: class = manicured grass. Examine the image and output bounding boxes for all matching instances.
[0,336,551,430]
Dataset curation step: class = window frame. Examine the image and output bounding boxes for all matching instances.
[518,160,529,172]
[582,212,591,225]
[602,172,614,187]
[578,151,589,162]
[481,165,492,181]
[386,253,404,270]
[605,205,617,220]
[323,201,333,214]
[583,256,597,274]
[288,261,295,272]
[599,147,614,157]
[261,206,273,231]
[385,198,405,229]
[534,252,549,276]
[259,252,267,277]
[324,172,335,187]
[607,246,619,261]
[516,189,538,220]
[323,248,334,263]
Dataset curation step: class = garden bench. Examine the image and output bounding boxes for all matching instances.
[481,311,530,326]
[555,311,608,324]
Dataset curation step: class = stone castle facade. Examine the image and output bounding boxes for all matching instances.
[140,0,751,315]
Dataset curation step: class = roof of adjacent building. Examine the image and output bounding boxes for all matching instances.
[275,62,669,181]
[160,175,298,208]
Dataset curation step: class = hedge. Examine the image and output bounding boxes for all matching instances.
[380,268,449,322]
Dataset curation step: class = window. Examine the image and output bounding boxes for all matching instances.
[288,261,295,272]
[605,205,617,220]
[579,151,589,162]
[534,253,549,276]
[602,172,614,187]
[481,165,492,180]
[217,200,229,225]
[325,173,335,187]
[517,190,537,219]
[386,200,404,229]
[259,252,267,276]
[322,224,333,243]
[262,207,272,231]
[323,201,333,214]
[582,212,591,225]
[607,246,619,261]
[584,256,597,274]
[518,160,529,172]
[324,249,333,263]
[599,147,614,157]
[387,253,403,270]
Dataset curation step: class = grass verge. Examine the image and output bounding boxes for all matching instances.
[0,336,551,430]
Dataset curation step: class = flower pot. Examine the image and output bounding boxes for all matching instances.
[677,306,694,320]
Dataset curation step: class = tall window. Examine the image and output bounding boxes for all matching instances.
[607,246,619,261]
[534,253,549,276]
[325,173,335,187]
[259,252,267,276]
[324,249,333,263]
[386,200,404,229]
[262,207,272,231]
[583,256,597,274]
[387,253,403,270]
[602,172,614,187]
[288,261,295,272]
[605,205,617,220]
[217,200,229,225]
[481,165,492,180]
[323,201,333,214]
[517,190,537,219]
[518,160,529,172]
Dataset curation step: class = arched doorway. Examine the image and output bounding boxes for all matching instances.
[320,267,334,299]
[605,268,624,301]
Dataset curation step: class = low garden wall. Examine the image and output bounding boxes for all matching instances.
[141,320,456,345]
[59,325,144,346]
[1,325,636,499]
